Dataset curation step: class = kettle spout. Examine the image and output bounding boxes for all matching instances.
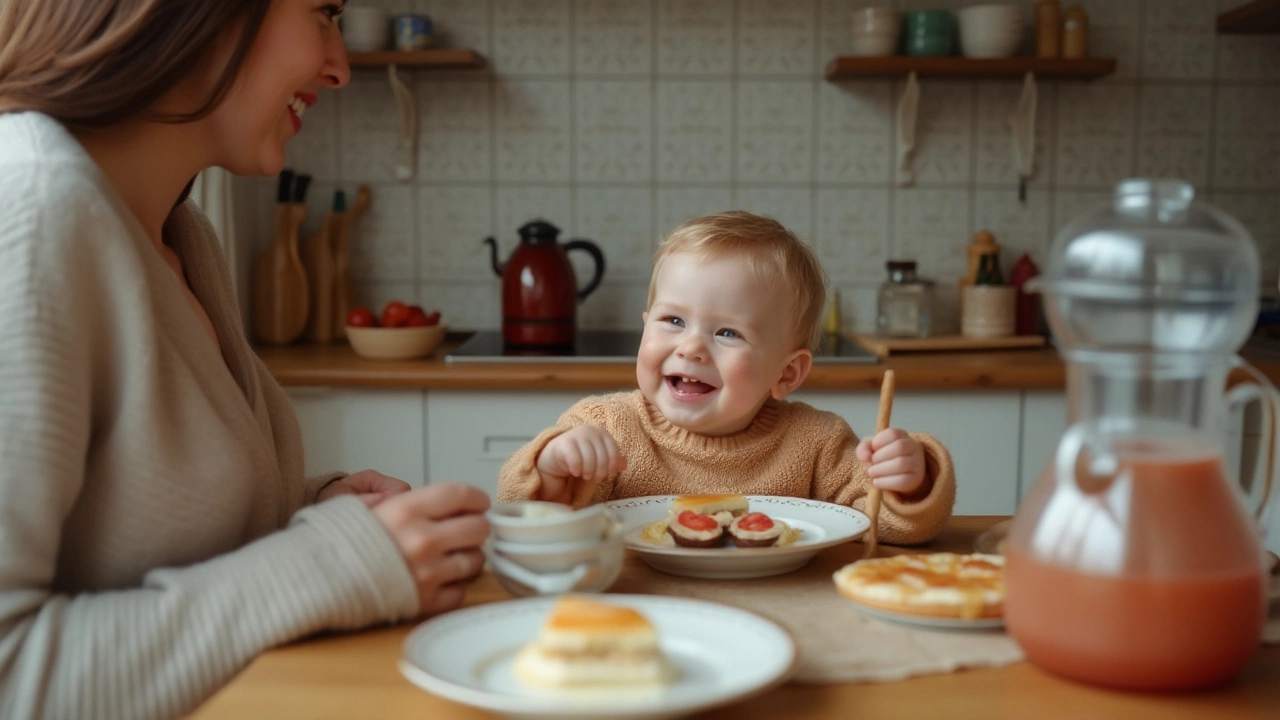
[483,236,503,276]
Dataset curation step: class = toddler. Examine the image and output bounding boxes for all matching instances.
[497,212,955,544]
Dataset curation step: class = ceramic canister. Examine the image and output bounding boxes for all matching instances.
[392,13,433,51]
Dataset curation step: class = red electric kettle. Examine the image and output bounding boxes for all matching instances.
[484,220,605,347]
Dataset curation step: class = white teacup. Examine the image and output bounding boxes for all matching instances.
[487,501,610,545]
[485,518,624,597]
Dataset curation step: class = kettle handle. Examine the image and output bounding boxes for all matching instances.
[562,239,605,301]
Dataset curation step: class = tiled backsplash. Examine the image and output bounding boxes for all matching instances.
[239,0,1280,335]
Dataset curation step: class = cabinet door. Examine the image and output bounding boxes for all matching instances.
[792,390,1023,515]
[426,390,593,498]
[1020,390,1066,504]
[286,387,427,486]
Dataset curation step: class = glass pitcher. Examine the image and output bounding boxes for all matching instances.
[1005,179,1279,691]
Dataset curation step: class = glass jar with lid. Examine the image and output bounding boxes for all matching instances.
[876,260,933,337]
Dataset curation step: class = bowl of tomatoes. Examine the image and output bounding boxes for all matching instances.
[345,300,446,360]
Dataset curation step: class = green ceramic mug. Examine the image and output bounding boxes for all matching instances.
[904,10,954,56]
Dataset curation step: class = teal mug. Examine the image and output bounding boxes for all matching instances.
[904,10,954,56]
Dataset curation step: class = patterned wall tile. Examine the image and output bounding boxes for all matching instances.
[576,0,653,75]
[495,185,575,249]
[579,280,650,331]
[973,189,1053,268]
[417,0,492,55]
[338,70,402,182]
[1136,85,1212,187]
[575,187,656,281]
[893,188,972,280]
[418,185,494,280]
[287,92,339,182]
[816,188,891,283]
[1214,87,1280,191]
[349,184,417,282]
[975,82,1054,186]
[575,80,653,183]
[1054,84,1136,187]
[656,0,733,75]
[738,0,817,76]
[912,81,974,185]
[494,79,572,182]
[817,81,894,184]
[816,0,860,75]
[416,78,492,182]
[657,81,733,182]
[1074,0,1143,80]
[656,186,735,237]
[1141,0,1217,80]
[1052,189,1112,236]
[736,187,814,241]
[493,0,571,75]
[737,80,815,183]
[1211,191,1280,290]
[416,278,501,330]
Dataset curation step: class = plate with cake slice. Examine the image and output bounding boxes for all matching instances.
[605,494,870,579]
[399,594,796,720]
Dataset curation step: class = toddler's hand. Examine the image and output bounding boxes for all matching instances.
[855,428,926,496]
[535,425,627,506]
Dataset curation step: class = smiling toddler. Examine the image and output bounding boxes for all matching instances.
[496,211,955,544]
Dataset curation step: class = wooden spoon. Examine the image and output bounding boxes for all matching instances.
[863,369,896,558]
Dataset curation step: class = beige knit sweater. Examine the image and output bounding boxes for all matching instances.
[0,112,420,720]
[497,390,956,544]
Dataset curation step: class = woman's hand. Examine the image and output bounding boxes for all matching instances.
[371,483,491,617]
[855,428,927,496]
[317,469,412,507]
[535,425,626,506]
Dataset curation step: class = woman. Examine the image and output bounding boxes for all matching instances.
[0,2,490,718]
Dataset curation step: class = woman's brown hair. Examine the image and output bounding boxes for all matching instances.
[0,0,271,130]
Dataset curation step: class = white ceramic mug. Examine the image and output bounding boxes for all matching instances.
[341,6,389,52]
[962,285,1016,338]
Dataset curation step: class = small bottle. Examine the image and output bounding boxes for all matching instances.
[877,260,934,338]
[1035,0,1062,58]
[1062,6,1089,59]
[975,252,1005,285]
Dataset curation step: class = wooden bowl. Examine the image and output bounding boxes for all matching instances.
[346,324,446,360]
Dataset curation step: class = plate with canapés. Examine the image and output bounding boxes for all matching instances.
[604,494,870,580]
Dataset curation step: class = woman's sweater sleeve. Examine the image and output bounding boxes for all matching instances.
[810,419,957,545]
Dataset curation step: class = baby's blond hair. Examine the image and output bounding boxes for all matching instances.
[648,211,828,352]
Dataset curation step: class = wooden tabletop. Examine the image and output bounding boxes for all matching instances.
[190,517,1279,720]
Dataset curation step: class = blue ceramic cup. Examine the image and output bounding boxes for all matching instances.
[392,13,432,51]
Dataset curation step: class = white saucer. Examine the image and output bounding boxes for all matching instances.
[399,594,797,720]
[606,495,870,580]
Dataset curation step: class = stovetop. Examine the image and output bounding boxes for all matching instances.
[445,330,879,364]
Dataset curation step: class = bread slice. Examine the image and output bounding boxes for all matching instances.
[513,596,674,690]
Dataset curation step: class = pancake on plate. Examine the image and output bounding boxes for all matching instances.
[833,552,1005,620]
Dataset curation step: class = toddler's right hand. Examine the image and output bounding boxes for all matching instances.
[534,425,627,505]
[371,483,491,617]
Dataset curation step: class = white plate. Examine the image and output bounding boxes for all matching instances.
[606,495,870,579]
[399,594,797,720]
[846,599,1005,631]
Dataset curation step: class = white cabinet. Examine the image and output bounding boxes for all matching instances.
[793,390,1024,515]
[1019,391,1067,503]
[286,387,428,486]
[425,390,599,497]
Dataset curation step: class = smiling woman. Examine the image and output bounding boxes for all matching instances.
[0,3,491,720]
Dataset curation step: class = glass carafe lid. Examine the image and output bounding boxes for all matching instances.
[1035,179,1260,354]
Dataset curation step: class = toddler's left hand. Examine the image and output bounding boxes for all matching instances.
[855,428,926,495]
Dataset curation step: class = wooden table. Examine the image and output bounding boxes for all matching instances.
[191,517,1279,719]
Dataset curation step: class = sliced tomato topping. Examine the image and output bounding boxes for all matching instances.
[676,510,719,531]
[737,512,775,532]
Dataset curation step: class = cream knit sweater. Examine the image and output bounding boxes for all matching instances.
[497,390,956,544]
[0,112,419,720]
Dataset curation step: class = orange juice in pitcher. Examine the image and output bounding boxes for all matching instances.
[1007,180,1278,691]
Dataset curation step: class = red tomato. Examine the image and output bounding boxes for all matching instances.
[381,300,410,328]
[737,512,774,532]
[404,306,430,327]
[677,510,719,531]
[424,310,441,326]
[346,307,376,327]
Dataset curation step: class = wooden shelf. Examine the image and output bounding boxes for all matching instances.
[347,49,485,69]
[1217,0,1280,33]
[824,56,1116,80]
